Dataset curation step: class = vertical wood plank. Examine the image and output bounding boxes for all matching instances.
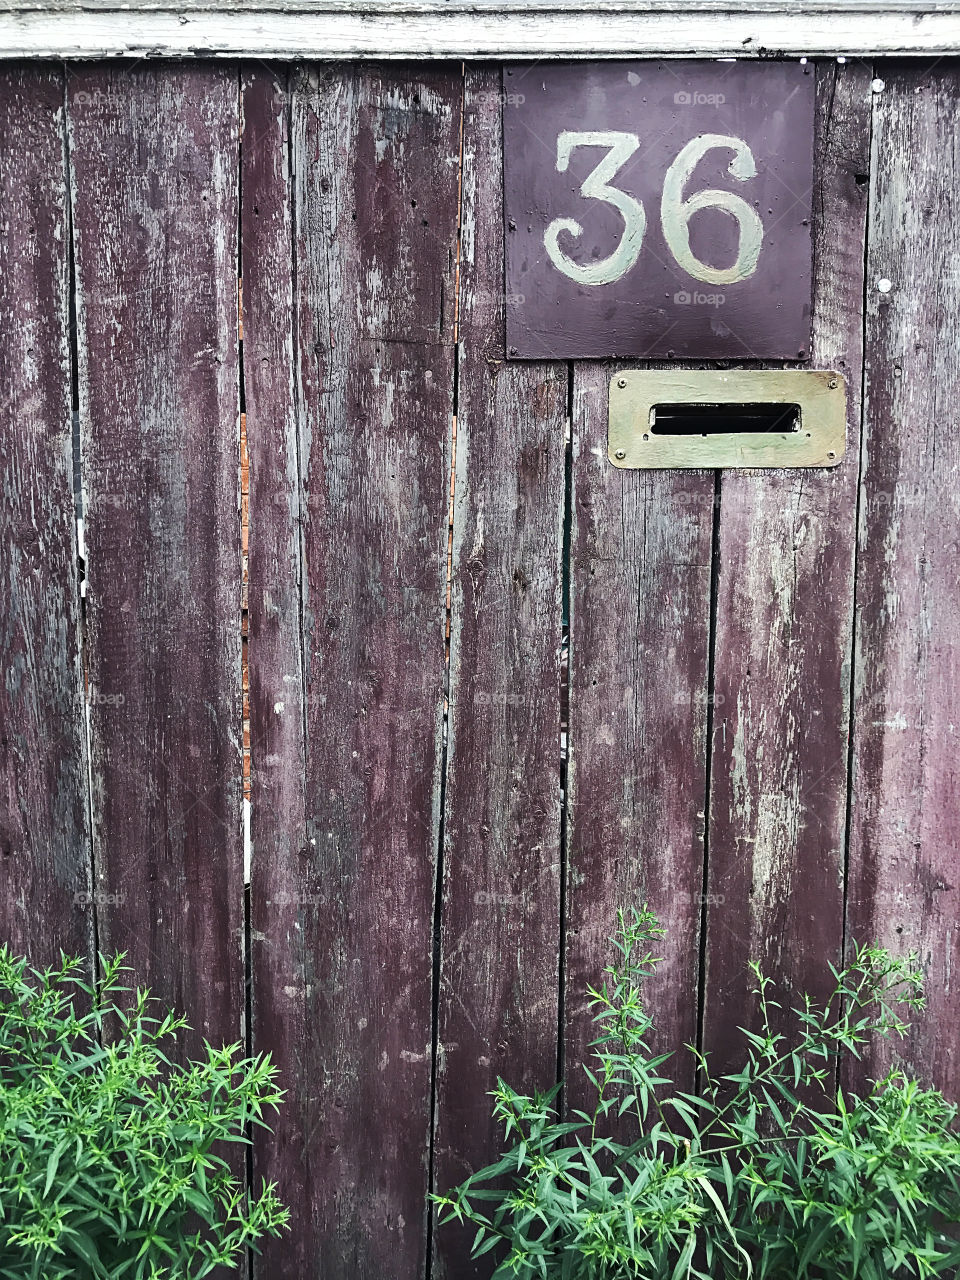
[68,66,242,1047]
[566,370,714,1099]
[703,63,872,1077]
[240,64,311,1272]
[848,62,960,1097]
[256,65,460,1279]
[0,67,90,967]
[432,67,567,1280]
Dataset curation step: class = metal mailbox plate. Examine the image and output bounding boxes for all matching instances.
[608,369,846,469]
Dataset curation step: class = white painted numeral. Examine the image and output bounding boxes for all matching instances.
[661,134,764,285]
[543,130,765,286]
[544,131,646,285]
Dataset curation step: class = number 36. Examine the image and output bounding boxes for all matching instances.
[544,130,764,287]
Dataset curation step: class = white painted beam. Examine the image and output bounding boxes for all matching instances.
[0,3,958,59]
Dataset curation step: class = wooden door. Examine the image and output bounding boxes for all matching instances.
[2,55,959,1280]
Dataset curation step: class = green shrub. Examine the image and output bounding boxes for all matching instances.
[0,948,289,1279]
[435,907,960,1279]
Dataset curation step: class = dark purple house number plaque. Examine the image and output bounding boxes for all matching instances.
[503,61,816,360]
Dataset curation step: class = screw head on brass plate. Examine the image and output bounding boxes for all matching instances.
[608,369,846,470]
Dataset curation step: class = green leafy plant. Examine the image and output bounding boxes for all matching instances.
[0,948,289,1279]
[435,906,960,1279]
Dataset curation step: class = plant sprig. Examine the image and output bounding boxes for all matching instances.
[434,906,958,1280]
[0,948,289,1279]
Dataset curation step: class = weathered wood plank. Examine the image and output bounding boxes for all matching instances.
[68,66,242,1047]
[432,67,567,1280]
[263,65,459,1279]
[239,65,314,1275]
[847,63,960,1098]
[702,63,872,1080]
[565,407,714,1095]
[4,7,960,60]
[0,67,90,968]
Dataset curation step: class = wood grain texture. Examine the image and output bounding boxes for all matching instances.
[68,65,242,1047]
[239,65,314,1275]
[702,63,872,1080]
[432,67,567,1280]
[847,62,960,1098]
[3,8,960,59]
[565,380,714,1101]
[260,64,459,1279]
[0,67,91,968]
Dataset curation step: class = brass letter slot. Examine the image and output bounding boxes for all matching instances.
[608,370,846,469]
